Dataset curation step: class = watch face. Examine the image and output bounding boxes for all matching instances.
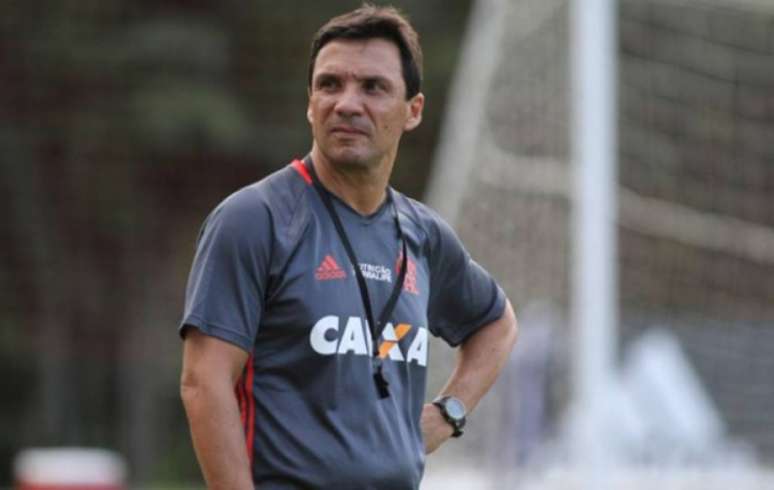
[445,398,466,420]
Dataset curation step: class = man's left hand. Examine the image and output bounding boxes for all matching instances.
[421,403,454,454]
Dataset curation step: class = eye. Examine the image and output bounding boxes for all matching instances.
[363,78,387,94]
[315,76,340,91]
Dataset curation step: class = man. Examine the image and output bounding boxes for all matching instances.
[179,5,517,489]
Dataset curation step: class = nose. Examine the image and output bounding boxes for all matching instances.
[334,84,364,118]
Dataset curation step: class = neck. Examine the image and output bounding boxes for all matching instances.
[309,147,393,215]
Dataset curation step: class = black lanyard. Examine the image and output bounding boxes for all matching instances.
[304,156,407,399]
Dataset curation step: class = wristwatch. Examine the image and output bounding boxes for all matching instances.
[432,396,466,438]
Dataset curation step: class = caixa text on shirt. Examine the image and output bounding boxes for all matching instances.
[309,315,428,367]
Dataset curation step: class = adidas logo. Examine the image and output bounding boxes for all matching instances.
[315,255,347,281]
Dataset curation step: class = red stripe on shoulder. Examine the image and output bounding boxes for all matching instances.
[291,159,312,185]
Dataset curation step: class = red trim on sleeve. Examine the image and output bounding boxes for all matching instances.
[291,159,313,185]
[244,355,256,468]
[235,374,247,430]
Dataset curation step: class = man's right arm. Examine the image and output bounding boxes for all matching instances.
[180,328,254,490]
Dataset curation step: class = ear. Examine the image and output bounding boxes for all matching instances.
[306,88,314,125]
[403,92,425,132]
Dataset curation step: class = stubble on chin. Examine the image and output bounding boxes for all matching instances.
[324,145,378,171]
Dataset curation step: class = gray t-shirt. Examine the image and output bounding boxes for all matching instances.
[180,160,506,489]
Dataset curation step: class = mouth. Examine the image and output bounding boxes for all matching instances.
[330,125,368,136]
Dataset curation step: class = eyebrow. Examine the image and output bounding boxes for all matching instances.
[313,71,394,86]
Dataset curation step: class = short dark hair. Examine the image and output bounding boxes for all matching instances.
[308,4,423,99]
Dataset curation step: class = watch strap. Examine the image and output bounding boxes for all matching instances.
[433,396,466,438]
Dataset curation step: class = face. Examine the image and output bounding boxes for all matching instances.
[307,38,424,170]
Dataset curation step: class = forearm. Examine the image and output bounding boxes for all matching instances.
[423,301,518,453]
[441,302,517,412]
[438,300,518,412]
[182,381,253,490]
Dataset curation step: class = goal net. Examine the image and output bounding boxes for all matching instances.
[423,0,774,488]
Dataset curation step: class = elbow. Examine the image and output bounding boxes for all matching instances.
[180,363,239,410]
[463,300,518,353]
[180,367,206,409]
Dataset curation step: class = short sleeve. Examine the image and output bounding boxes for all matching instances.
[179,189,272,352]
[427,217,506,347]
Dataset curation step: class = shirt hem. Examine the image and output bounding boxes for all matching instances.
[179,315,254,353]
[443,289,507,347]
